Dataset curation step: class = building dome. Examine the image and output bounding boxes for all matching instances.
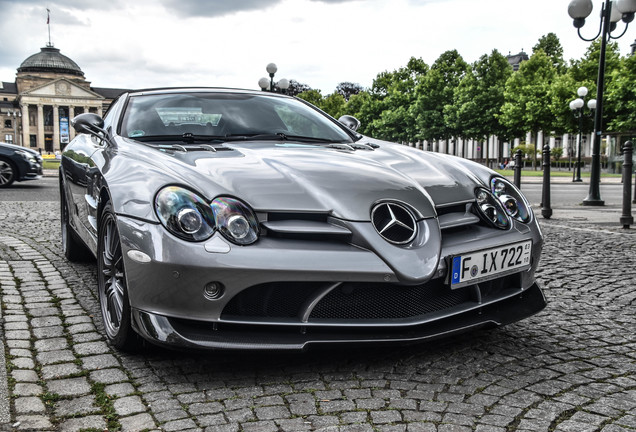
[18,45,84,77]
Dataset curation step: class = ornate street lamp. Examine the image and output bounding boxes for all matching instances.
[569,86,597,182]
[8,110,21,146]
[258,63,290,93]
[567,0,636,205]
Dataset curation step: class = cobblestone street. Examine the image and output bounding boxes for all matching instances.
[0,201,634,432]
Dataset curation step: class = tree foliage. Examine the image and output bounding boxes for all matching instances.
[335,82,363,101]
[285,79,312,97]
[413,50,468,144]
[533,32,565,72]
[288,32,635,151]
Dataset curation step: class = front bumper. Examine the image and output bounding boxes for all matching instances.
[117,212,544,350]
[131,282,546,350]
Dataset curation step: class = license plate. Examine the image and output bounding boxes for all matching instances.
[450,240,532,288]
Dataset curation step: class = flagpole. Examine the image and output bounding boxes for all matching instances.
[47,8,51,46]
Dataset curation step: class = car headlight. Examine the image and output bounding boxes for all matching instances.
[211,197,259,245]
[155,186,216,241]
[16,150,38,164]
[490,177,532,223]
[475,187,510,230]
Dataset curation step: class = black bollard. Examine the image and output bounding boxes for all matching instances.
[513,149,522,188]
[620,141,633,229]
[541,145,552,219]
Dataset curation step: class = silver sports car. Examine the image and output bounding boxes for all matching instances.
[60,88,545,351]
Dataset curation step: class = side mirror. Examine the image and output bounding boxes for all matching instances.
[338,115,361,132]
[72,113,106,136]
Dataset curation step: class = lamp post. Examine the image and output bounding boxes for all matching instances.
[567,0,636,205]
[569,86,597,182]
[9,110,21,146]
[258,63,290,93]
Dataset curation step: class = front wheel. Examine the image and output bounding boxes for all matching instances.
[97,202,142,351]
[0,158,16,188]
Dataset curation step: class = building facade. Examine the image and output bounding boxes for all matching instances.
[0,44,127,154]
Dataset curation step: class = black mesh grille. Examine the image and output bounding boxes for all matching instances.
[309,280,469,320]
[220,275,520,322]
[221,282,327,319]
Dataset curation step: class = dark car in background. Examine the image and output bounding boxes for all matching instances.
[0,142,43,188]
[60,88,546,352]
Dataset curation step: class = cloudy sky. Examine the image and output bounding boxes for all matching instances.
[1,0,635,94]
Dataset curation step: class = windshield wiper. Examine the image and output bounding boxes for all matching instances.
[222,133,288,141]
[225,133,346,144]
[133,132,348,145]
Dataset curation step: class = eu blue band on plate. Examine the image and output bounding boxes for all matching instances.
[451,256,461,285]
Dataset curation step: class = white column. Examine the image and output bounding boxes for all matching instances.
[21,104,29,148]
[37,104,44,150]
[53,105,60,152]
[69,106,76,141]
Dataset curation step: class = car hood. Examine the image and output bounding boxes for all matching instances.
[109,138,491,222]
[0,142,39,155]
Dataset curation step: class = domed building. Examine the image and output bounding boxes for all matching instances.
[0,43,128,153]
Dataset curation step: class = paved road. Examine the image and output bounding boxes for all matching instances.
[0,176,60,202]
[0,194,634,431]
[520,183,625,208]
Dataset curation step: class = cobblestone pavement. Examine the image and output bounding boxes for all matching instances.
[0,201,634,432]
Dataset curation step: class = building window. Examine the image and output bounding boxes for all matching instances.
[30,135,37,147]
[5,134,13,143]
[4,119,11,128]
[44,106,53,126]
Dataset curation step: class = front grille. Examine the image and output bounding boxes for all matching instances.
[220,278,515,322]
[309,280,468,320]
[221,282,328,319]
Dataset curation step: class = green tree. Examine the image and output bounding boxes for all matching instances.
[286,80,312,97]
[413,50,468,149]
[500,50,558,169]
[569,39,620,88]
[446,49,513,161]
[320,92,347,119]
[605,53,636,133]
[335,82,363,101]
[548,73,587,136]
[296,89,323,107]
[356,57,429,142]
[533,33,566,72]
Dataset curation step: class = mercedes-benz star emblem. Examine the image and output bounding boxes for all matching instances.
[371,202,417,244]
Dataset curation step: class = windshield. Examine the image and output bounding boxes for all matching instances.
[119,92,353,143]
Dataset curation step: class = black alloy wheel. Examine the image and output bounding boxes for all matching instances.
[0,159,16,188]
[97,202,141,351]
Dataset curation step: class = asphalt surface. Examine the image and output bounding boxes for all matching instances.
[0,175,634,431]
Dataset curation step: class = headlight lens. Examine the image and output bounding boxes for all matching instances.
[155,187,260,244]
[475,188,510,230]
[490,177,531,223]
[17,150,38,164]
[211,197,259,245]
[155,186,215,241]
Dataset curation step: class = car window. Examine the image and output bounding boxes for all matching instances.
[119,93,352,143]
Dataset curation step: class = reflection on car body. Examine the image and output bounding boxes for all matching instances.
[59,88,546,352]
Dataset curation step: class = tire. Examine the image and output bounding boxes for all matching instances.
[97,202,142,351]
[60,185,93,262]
[0,158,16,188]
